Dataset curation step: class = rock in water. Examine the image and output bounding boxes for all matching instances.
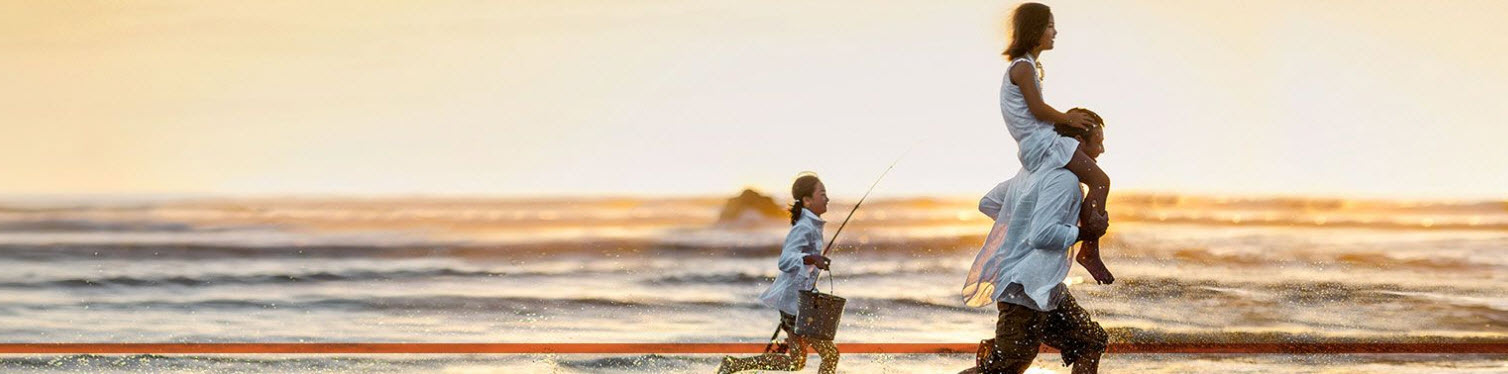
[716,189,786,226]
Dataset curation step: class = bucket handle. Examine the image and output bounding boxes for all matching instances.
[811,265,836,295]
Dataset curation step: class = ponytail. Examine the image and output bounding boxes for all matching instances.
[788,173,822,226]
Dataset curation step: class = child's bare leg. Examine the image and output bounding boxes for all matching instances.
[717,351,802,373]
[716,336,807,373]
[809,338,839,374]
[1064,149,1113,284]
[1064,149,1109,217]
[788,336,809,370]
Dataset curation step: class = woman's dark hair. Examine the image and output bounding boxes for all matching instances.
[1003,3,1052,79]
[1053,107,1105,138]
[788,173,822,225]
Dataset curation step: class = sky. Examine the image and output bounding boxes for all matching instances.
[3,0,1507,199]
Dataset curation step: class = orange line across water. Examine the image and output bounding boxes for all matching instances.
[0,343,1503,354]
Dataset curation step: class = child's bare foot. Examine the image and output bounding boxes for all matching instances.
[1076,240,1114,284]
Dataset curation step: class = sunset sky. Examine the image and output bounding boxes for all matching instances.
[3,0,1506,199]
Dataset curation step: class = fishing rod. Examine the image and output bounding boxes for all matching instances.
[819,148,908,258]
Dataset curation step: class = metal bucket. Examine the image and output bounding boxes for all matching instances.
[794,289,846,340]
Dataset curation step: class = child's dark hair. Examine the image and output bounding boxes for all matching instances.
[1003,2,1052,79]
[1053,107,1104,138]
[1004,3,1052,60]
[788,173,822,225]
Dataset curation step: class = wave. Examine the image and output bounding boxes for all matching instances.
[0,219,203,233]
[1072,277,1508,332]
[1205,250,1502,272]
[559,354,692,370]
[0,194,1499,241]
[0,354,183,369]
[1085,277,1501,306]
[45,295,763,314]
[849,296,977,312]
[646,272,773,285]
[0,239,1499,272]
[1110,211,1508,231]
[0,243,459,260]
[0,354,456,372]
[0,268,518,289]
[1104,326,1508,344]
[5,293,1025,315]
[0,235,986,261]
[644,263,961,286]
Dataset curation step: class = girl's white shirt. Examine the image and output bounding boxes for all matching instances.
[1000,54,1080,172]
[758,208,825,315]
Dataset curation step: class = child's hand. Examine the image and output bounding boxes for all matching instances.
[1064,111,1097,129]
[803,254,832,270]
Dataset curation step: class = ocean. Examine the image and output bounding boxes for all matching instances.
[0,193,1504,373]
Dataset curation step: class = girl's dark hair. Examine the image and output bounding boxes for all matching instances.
[1003,3,1052,78]
[788,173,821,225]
